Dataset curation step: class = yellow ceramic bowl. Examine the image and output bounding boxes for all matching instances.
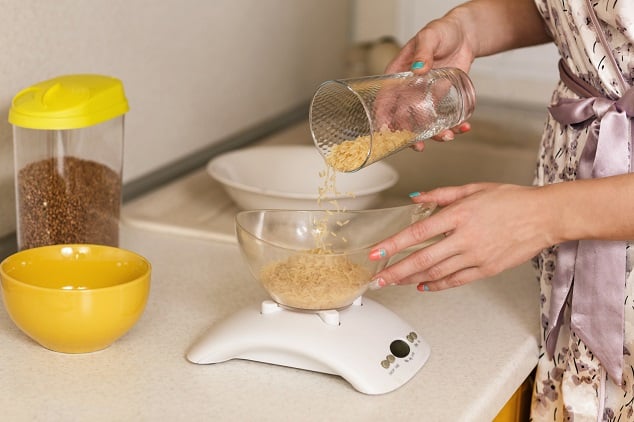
[0,244,151,353]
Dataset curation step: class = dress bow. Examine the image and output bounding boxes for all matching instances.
[546,60,634,385]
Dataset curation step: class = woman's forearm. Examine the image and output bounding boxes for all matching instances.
[542,174,634,244]
[448,0,552,58]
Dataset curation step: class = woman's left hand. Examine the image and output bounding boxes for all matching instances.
[369,183,552,292]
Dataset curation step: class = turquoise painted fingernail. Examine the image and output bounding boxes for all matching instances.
[369,248,387,260]
[411,61,424,70]
[369,278,387,290]
[408,192,421,198]
[417,283,430,292]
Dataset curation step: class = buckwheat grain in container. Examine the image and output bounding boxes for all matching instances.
[9,74,129,250]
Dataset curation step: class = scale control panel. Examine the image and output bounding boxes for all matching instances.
[380,331,419,370]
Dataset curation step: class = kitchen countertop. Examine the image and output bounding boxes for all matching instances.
[0,122,540,421]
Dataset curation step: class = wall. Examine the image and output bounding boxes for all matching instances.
[0,0,351,239]
[352,0,561,106]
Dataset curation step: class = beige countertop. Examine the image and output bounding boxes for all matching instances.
[0,119,541,421]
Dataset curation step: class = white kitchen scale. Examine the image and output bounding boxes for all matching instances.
[187,295,430,395]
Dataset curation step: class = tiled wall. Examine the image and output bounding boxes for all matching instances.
[0,0,351,238]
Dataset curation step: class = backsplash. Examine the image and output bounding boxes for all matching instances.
[0,0,351,239]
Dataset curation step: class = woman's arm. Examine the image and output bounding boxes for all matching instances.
[456,0,552,56]
[370,173,634,292]
[544,174,634,243]
[387,0,552,74]
[384,0,553,145]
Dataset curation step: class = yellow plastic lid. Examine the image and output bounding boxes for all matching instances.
[8,74,129,130]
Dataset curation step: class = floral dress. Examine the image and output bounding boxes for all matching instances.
[530,0,634,420]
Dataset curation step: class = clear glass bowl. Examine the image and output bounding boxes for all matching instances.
[235,203,436,311]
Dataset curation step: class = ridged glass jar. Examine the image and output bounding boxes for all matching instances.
[310,68,476,172]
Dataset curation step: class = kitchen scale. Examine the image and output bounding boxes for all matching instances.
[187,204,435,394]
[187,295,430,395]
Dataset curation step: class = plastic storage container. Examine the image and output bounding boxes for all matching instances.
[310,68,476,172]
[9,74,129,250]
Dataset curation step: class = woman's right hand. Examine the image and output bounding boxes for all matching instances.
[384,0,552,150]
[386,11,476,149]
[386,14,475,75]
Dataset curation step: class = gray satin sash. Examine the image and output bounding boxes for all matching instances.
[546,59,634,385]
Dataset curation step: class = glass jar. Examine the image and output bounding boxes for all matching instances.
[310,68,476,172]
[9,74,129,250]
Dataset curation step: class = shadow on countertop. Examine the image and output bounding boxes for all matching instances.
[0,233,17,261]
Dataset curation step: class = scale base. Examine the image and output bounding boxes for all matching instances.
[187,297,430,395]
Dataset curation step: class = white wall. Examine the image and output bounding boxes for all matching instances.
[0,0,351,238]
[353,0,560,106]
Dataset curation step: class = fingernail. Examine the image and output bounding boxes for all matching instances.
[369,248,387,261]
[411,61,424,70]
[369,278,387,290]
[441,133,454,142]
[408,191,421,198]
[459,122,471,133]
[417,283,430,292]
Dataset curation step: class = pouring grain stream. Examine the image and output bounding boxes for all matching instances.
[257,149,377,310]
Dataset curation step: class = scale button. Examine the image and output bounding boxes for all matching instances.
[390,339,410,358]
[381,359,390,369]
[387,355,396,363]
[406,331,418,342]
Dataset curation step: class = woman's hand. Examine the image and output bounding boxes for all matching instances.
[385,14,474,75]
[385,12,476,150]
[387,0,550,75]
[369,183,553,291]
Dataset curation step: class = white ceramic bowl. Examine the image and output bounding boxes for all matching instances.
[206,145,398,210]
